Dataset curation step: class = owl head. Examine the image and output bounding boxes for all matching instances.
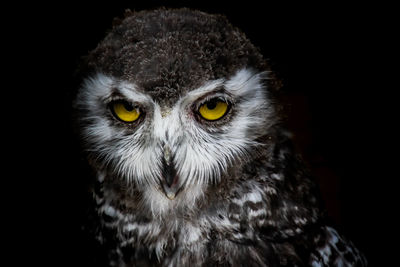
[76,8,279,216]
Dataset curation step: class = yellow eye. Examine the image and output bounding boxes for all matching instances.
[111,101,141,122]
[198,99,229,121]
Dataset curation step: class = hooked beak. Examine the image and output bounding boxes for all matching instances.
[161,145,180,200]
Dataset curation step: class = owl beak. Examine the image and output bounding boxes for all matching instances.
[163,183,180,200]
[161,145,180,200]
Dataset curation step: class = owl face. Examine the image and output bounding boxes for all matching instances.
[76,9,277,216]
[77,68,274,214]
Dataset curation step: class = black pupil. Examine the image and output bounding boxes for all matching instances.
[123,102,134,111]
[206,100,218,110]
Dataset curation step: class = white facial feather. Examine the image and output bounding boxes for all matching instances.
[77,68,275,216]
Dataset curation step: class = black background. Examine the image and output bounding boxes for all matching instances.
[8,1,392,266]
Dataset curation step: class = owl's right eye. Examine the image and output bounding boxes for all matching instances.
[110,100,141,123]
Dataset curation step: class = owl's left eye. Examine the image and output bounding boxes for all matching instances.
[110,100,141,123]
[198,98,230,121]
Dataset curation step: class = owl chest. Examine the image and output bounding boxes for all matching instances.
[98,208,211,264]
[93,176,270,264]
[98,199,267,265]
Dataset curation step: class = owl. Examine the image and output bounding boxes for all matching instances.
[75,8,367,266]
